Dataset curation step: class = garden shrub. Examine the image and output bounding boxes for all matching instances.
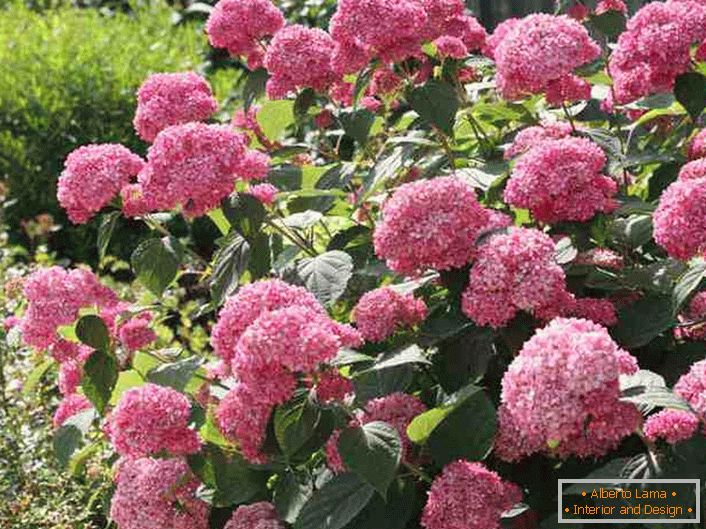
[6,0,706,528]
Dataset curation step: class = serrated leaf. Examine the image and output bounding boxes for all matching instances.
[589,10,626,39]
[274,393,321,456]
[221,193,266,239]
[210,232,251,306]
[81,350,118,414]
[339,109,375,145]
[294,473,375,529]
[147,356,203,392]
[406,384,482,444]
[275,472,314,524]
[97,211,120,261]
[674,72,706,120]
[608,214,653,248]
[53,409,96,467]
[131,236,182,296]
[408,80,459,136]
[611,295,675,348]
[338,422,401,498]
[75,315,111,351]
[296,251,353,306]
[620,386,690,412]
[258,99,295,141]
[280,211,323,230]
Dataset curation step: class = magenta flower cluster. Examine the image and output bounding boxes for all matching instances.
[352,287,427,342]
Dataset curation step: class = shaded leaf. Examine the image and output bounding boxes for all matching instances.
[131,236,182,296]
[674,72,706,120]
[97,211,120,261]
[210,232,251,306]
[81,349,118,414]
[76,315,111,351]
[408,80,459,136]
[294,473,375,529]
[147,356,203,392]
[296,251,353,306]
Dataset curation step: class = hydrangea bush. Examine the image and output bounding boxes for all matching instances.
[8,0,706,527]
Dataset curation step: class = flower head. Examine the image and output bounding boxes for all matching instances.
[675,359,706,419]
[248,183,279,205]
[689,130,706,160]
[504,121,573,159]
[653,176,706,260]
[352,287,427,342]
[644,409,700,444]
[53,394,92,428]
[225,502,285,529]
[676,292,706,341]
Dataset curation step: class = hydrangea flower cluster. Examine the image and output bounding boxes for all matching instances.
[504,121,573,159]
[101,302,156,353]
[57,144,144,224]
[674,359,706,420]
[224,502,285,529]
[105,383,201,458]
[567,298,618,327]
[461,228,573,328]
[110,457,209,529]
[126,123,268,218]
[352,287,427,342]
[53,393,92,428]
[314,369,354,404]
[214,279,361,462]
[326,392,427,472]
[595,0,627,15]
[643,409,700,445]
[421,460,522,529]
[373,177,496,275]
[678,158,706,181]
[504,137,617,223]
[675,292,706,341]
[206,0,285,69]
[608,1,706,104]
[264,25,337,99]
[248,183,279,205]
[495,318,641,461]
[490,14,600,100]
[574,247,625,270]
[133,72,218,142]
[689,130,706,160]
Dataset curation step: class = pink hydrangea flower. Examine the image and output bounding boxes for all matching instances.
[491,14,600,100]
[567,3,589,20]
[248,183,278,205]
[360,96,382,113]
[421,461,522,529]
[325,429,346,473]
[314,109,335,128]
[483,18,520,59]
[504,121,573,159]
[373,177,493,275]
[232,105,260,132]
[264,25,338,99]
[120,183,151,218]
[224,502,285,529]
[495,318,641,461]
[100,302,155,353]
[110,457,209,529]
[133,72,218,143]
[545,74,591,106]
[653,176,706,260]
[206,0,285,69]
[462,228,573,328]
[58,360,82,396]
[567,298,618,327]
[57,144,144,224]
[352,287,427,342]
[105,383,200,458]
[595,0,627,15]
[314,369,355,404]
[574,248,625,270]
[688,130,706,160]
[369,68,403,96]
[679,158,706,181]
[675,359,706,419]
[504,137,617,223]
[434,35,468,58]
[132,123,262,218]
[644,409,700,444]
[608,2,706,104]
[419,0,486,48]
[211,279,324,365]
[676,292,706,341]
[53,394,92,428]
[20,267,117,351]
[3,315,18,331]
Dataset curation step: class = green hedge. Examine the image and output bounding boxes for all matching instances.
[0,2,208,262]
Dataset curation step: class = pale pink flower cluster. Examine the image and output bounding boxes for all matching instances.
[352,287,427,342]
[495,318,641,461]
[421,460,522,529]
[53,394,92,428]
[462,228,573,328]
[644,409,700,444]
[264,25,338,99]
[224,502,285,529]
[57,144,144,224]
[373,177,497,275]
[489,14,600,100]
[110,457,209,529]
[214,279,362,462]
[105,383,200,458]
[133,72,218,143]
[504,121,573,159]
[608,1,706,104]
[326,392,426,473]
[206,0,285,69]
[314,369,354,404]
[676,292,706,341]
[674,359,706,419]
[125,123,267,218]
[504,137,617,223]
[653,162,706,260]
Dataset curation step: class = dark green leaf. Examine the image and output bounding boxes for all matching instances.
[210,232,251,306]
[76,315,111,351]
[248,232,271,280]
[294,473,375,529]
[589,11,626,39]
[348,478,419,529]
[433,325,495,392]
[275,472,313,524]
[221,193,266,240]
[131,236,182,296]
[353,365,413,403]
[53,409,95,467]
[243,68,268,111]
[295,251,353,306]
[274,393,321,456]
[673,258,706,313]
[364,344,429,372]
[608,214,653,248]
[81,349,118,414]
[147,356,203,391]
[339,109,375,145]
[97,211,120,261]
[294,88,316,123]
[611,295,675,348]
[408,80,459,136]
[338,421,401,497]
[674,72,706,120]
[406,384,482,444]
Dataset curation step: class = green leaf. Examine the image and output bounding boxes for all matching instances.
[621,386,690,412]
[674,72,706,120]
[433,325,496,392]
[294,473,375,529]
[53,409,96,467]
[338,421,401,497]
[22,359,54,395]
[354,366,413,403]
[295,251,353,306]
[408,80,459,136]
[673,257,706,313]
[348,478,419,529]
[258,99,295,141]
[608,214,653,248]
[131,237,182,296]
[274,392,321,456]
[243,68,268,111]
[280,210,323,230]
[221,193,266,240]
[294,88,317,122]
[274,472,314,524]
[406,384,482,444]
[589,11,626,39]
[248,232,272,280]
[81,349,119,414]
[109,370,144,405]
[339,109,375,145]
[611,295,675,348]
[147,356,203,392]
[362,344,429,373]
[210,231,251,306]
[97,211,120,261]
[75,315,111,351]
